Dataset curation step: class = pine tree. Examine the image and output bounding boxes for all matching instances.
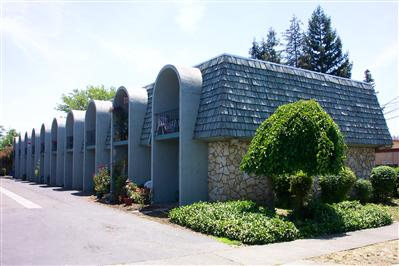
[248,28,282,63]
[299,6,352,78]
[262,28,282,63]
[283,15,303,67]
[249,38,263,60]
[363,69,375,87]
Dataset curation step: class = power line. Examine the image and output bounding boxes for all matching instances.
[383,106,399,115]
[386,114,399,120]
[382,96,399,108]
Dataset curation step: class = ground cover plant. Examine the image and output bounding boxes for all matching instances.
[169,201,299,245]
[169,200,392,245]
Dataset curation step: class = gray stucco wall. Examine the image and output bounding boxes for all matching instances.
[111,86,150,190]
[14,137,20,178]
[152,65,208,205]
[24,132,31,180]
[83,100,112,192]
[69,111,85,190]
[31,128,41,183]
[40,124,51,184]
[56,119,66,186]
[19,136,25,179]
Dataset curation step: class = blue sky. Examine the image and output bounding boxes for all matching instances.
[1,0,398,137]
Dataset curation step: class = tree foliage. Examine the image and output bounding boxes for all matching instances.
[0,128,18,150]
[298,6,352,78]
[56,85,116,113]
[363,69,375,87]
[249,28,282,63]
[240,99,346,177]
[283,15,303,67]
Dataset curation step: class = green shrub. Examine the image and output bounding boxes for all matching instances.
[290,201,393,237]
[319,167,357,203]
[370,166,396,202]
[394,167,399,197]
[352,179,373,203]
[113,175,127,200]
[169,201,299,245]
[272,172,313,209]
[93,167,111,197]
[272,174,291,208]
[289,171,313,208]
[240,99,346,177]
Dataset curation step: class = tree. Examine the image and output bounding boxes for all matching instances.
[56,85,116,113]
[363,69,375,87]
[249,28,282,63]
[0,128,18,150]
[240,99,346,177]
[283,15,303,67]
[299,6,352,78]
[249,38,263,60]
[262,28,282,63]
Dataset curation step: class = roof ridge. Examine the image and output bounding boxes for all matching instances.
[201,53,371,88]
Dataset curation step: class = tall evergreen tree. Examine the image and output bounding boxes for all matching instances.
[283,15,303,67]
[262,28,282,63]
[249,28,282,63]
[363,69,375,87]
[249,38,263,60]
[299,6,352,78]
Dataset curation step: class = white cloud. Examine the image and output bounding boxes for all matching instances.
[174,1,205,35]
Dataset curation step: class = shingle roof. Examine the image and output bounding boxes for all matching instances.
[140,84,153,145]
[140,54,392,147]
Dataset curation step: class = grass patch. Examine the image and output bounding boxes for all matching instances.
[215,236,242,246]
[169,200,393,245]
[378,198,399,222]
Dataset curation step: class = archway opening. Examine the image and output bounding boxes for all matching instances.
[112,89,129,180]
[84,103,96,192]
[40,125,46,183]
[50,120,58,185]
[65,113,74,189]
[153,67,180,203]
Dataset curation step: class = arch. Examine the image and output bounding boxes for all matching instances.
[30,128,40,182]
[40,123,51,184]
[83,100,112,192]
[18,134,24,179]
[14,137,20,178]
[65,110,85,190]
[50,118,66,186]
[152,65,207,205]
[111,86,150,190]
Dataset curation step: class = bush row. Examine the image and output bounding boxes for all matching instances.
[273,165,398,208]
[169,201,299,245]
[169,200,393,245]
[290,200,393,237]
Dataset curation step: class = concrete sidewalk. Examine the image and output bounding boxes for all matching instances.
[130,222,399,265]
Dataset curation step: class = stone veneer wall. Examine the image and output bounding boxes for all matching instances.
[346,146,376,179]
[208,141,376,205]
[208,139,273,206]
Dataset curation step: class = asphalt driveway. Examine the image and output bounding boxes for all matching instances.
[0,178,230,265]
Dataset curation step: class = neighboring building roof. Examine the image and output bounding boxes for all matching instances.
[140,54,392,147]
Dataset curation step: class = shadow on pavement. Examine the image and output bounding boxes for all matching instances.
[71,191,92,197]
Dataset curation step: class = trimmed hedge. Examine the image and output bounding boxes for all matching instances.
[240,99,346,177]
[291,201,393,237]
[351,179,373,203]
[169,200,392,245]
[169,201,299,245]
[370,166,396,202]
[319,167,357,203]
